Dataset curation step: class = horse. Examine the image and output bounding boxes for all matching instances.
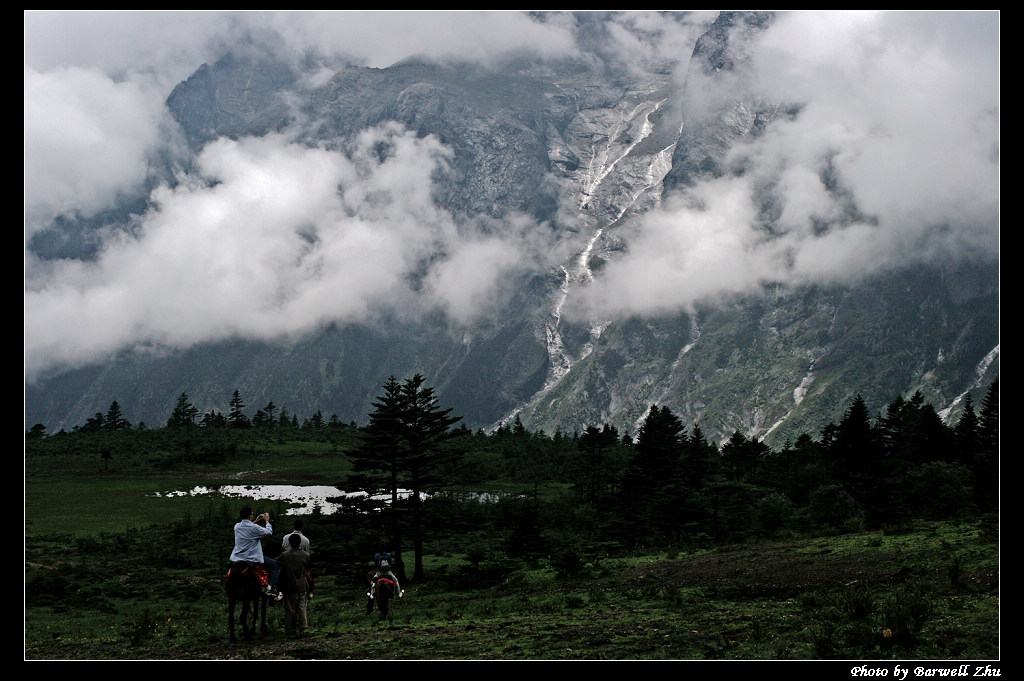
[225,562,269,642]
[365,569,397,620]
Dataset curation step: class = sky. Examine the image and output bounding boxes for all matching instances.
[24,11,999,381]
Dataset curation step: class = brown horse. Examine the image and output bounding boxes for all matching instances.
[365,570,398,620]
[225,562,269,642]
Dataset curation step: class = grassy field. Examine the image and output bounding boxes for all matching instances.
[24,447,1000,661]
[24,521,999,661]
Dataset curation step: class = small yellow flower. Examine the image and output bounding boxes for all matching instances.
[882,628,892,639]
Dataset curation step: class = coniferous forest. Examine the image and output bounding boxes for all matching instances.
[26,377,998,564]
[24,376,999,660]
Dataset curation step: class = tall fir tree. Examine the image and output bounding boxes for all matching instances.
[618,405,686,546]
[829,395,886,526]
[975,380,999,511]
[399,374,464,580]
[349,374,463,581]
[953,393,980,468]
[228,390,250,429]
[104,401,131,431]
[167,393,199,428]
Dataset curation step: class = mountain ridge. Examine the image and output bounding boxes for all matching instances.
[24,12,999,445]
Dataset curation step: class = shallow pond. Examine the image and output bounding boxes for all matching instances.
[154,484,516,515]
[154,484,409,515]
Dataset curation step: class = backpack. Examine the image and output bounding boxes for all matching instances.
[377,552,392,572]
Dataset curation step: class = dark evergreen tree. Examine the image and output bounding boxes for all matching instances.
[201,409,227,428]
[781,432,830,506]
[974,380,999,511]
[348,374,464,581]
[576,423,622,504]
[628,405,685,492]
[896,392,955,466]
[167,393,199,428]
[512,414,526,437]
[681,424,717,490]
[399,374,464,580]
[104,401,131,431]
[953,393,980,468]
[876,394,908,462]
[228,390,250,429]
[720,430,769,482]
[304,410,326,429]
[618,405,686,546]
[827,395,886,526]
[252,408,271,428]
[875,390,962,524]
[350,375,405,498]
[263,401,278,424]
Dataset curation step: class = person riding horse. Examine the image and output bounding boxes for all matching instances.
[368,544,404,600]
[229,506,282,600]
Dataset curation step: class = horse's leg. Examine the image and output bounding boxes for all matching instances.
[250,598,258,638]
[229,596,237,643]
[241,598,254,641]
[259,594,268,634]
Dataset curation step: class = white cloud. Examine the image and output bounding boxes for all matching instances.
[24,66,171,232]
[23,11,1000,378]
[569,10,999,319]
[24,125,560,378]
[266,10,579,68]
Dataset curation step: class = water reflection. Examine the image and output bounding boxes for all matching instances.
[155,485,520,515]
[154,484,414,515]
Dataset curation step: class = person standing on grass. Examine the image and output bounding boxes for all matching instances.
[281,518,310,553]
[277,532,312,636]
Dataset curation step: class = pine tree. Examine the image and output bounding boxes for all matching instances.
[618,405,686,546]
[720,430,768,482]
[104,401,131,431]
[627,405,685,494]
[682,424,718,490]
[577,423,622,504]
[167,393,199,428]
[348,375,463,581]
[975,380,999,511]
[304,410,325,429]
[80,412,105,432]
[228,390,250,429]
[828,394,885,526]
[953,393,980,467]
[399,374,463,580]
[201,409,227,428]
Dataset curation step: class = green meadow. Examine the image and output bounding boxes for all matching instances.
[25,441,999,661]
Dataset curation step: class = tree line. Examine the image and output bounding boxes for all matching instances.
[26,376,998,580]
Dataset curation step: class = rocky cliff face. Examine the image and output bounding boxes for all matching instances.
[25,12,998,444]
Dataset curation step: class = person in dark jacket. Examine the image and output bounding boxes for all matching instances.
[276,533,311,636]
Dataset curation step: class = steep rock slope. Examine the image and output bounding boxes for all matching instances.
[25,12,998,445]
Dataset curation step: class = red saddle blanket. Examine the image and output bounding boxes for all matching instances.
[226,563,269,588]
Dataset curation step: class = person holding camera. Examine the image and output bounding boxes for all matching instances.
[229,506,282,600]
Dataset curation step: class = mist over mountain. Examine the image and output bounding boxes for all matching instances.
[24,11,999,445]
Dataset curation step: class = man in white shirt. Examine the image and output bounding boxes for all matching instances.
[281,519,310,553]
[229,506,282,600]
